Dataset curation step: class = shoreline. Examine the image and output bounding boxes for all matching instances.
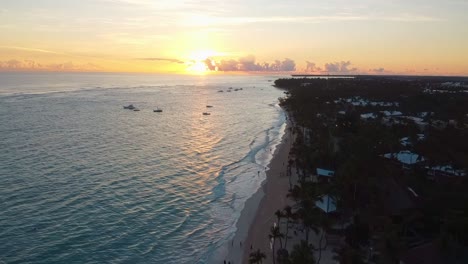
[224,116,292,264]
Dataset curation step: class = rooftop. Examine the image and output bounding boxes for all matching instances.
[316,168,335,177]
[316,195,337,213]
[426,165,467,177]
[383,151,425,165]
[381,110,403,117]
[360,113,377,120]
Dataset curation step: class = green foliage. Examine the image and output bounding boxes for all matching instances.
[249,249,267,264]
[274,77,468,263]
[333,244,365,264]
[289,240,315,264]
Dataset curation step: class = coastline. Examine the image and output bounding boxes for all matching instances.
[224,116,292,264]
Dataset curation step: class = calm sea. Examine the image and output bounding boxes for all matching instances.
[0,72,286,263]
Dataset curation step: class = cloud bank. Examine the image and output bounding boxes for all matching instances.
[204,55,296,72]
[371,67,385,73]
[303,60,359,74]
[305,61,322,72]
[0,59,101,71]
[324,61,357,73]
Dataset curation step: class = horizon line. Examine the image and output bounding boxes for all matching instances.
[0,70,467,78]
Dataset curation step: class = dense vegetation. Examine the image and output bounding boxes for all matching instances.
[252,77,468,264]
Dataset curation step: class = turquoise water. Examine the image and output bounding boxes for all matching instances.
[0,73,286,263]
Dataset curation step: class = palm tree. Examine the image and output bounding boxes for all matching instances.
[316,212,332,264]
[249,249,267,264]
[288,182,323,244]
[275,209,284,230]
[283,205,294,248]
[288,179,334,264]
[301,207,321,245]
[269,225,285,264]
[289,240,315,264]
[288,159,294,190]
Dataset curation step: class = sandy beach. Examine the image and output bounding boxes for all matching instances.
[243,135,293,262]
[224,117,338,264]
[223,120,293,264]
[241,123,292,263]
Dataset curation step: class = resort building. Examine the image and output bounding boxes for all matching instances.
[316,168,335,183]
[383,151,425,169]
[315,195,337,213]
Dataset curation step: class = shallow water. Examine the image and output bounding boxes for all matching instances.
[0,73,286,263]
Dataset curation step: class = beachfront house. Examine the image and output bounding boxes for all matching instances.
[381,110,403,117]
[316,168,335,183]
[426,165,467,179]
[360,113,377,120]
[383,151,425,170]
[316,195,337,214]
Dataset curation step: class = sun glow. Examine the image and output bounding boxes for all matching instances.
[185,50,220,74]
[187,61,209,74]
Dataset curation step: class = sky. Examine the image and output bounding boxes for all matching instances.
[1,0,467,75]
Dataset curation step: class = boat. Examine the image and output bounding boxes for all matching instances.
[133,108,140,111]
[206,105,213,108]
[203,112,211,115]
[218,90,224,92]
[153,107,163,112]
[123,104,135,110]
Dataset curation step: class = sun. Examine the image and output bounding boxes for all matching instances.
[185,50,219,74]
[187,61,209,74]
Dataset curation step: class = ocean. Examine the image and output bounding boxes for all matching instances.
[0,72,287,263]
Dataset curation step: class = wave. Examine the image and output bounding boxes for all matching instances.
[205,105,286,263]
[0,73,287,264]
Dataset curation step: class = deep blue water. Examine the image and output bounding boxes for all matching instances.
[0,73,286,263]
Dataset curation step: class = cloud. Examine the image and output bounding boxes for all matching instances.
[136,57,184,64]
[1,59,23,69]
[324,61,357,73]
[383,14,443,22]
[371,67,385,73]
[204,56,296,72]
[301,60,361,74]
[0,46,64,55]
[213,58,238,71]
[279,58,296,71]
[305,61,322,72]
[182,15,367,27]
[369,67,396,74]
[204,58,216,71]
[0,59,101,71]
[237,55,262,71]
[181,13,443,28]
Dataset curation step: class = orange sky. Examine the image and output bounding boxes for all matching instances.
[1,0,467,75]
